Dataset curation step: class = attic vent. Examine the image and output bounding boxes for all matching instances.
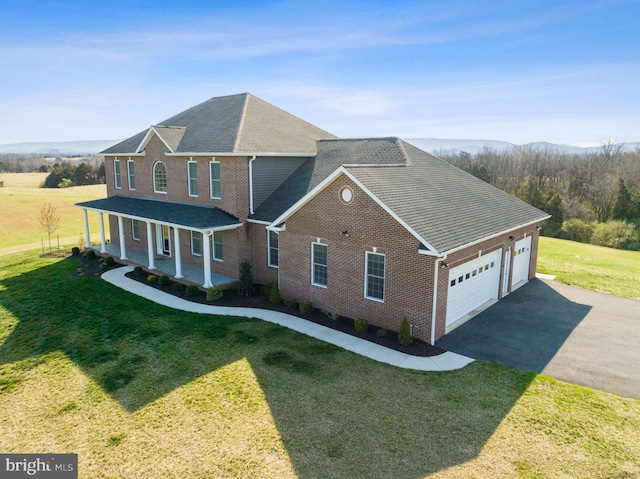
[341,187,353,203]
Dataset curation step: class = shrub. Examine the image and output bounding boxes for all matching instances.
[147,275,158,283]
[103,256,115,267]
[284,299,298,310]
[71,246,80,256]
[237,260,253,297]
[590,220,640,250]
[171,282,185,292]
[269,283,281,304]
[376,328,388,338]
[354,318,369,332]
[259,283,272,297]
[186,284,200,297]
[560,218,594,243]
[206,285,223,301]
[299,301,313,314]
[85,249,96,260]
[158,275,171,286]
[398,317,413,346]
[133,266,144,276]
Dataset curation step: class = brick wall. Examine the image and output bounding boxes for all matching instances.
[278,174,436,343]
[251,223,279,285]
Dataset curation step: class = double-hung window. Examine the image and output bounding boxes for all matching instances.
[188,160,198,197]
[365,252,385,301]
[131,219,140,240]
[114,159,121,189]
[127,159,135,190]
[209,160,221,199]
[312,242,327,287]
[213,231,224,261]
[191,231,202,256]
[268,231,279,267]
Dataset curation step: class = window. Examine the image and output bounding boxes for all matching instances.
[127,159,135,190]
[312,242,328,287]
[154,161,167,193]
[131,219,140,240]
[188,161,198,196]
[366,252,385,301]
[191,231,202,256]
[114,159,121,189]
[210,160,221,198]
[213,231,223,261]
[268,230,279,267]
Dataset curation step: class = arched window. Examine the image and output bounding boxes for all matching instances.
[153,161,167,193]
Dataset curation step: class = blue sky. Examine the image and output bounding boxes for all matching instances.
[0,0,638,145]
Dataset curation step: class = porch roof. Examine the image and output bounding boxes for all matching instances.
[76,196,242,231]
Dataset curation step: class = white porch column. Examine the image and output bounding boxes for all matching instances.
[146,221,156,270]
[82,209,91,247]
[202,232,212,288]
[99,213,107,253]
[173,227,183,279]
[117,215,127,260]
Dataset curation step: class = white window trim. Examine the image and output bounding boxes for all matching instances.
[209,159,221,199]
[127,159,135,190]
[114,159,121,189]
[131,219,140,241]
[213,230,224,262]
[311,242,328,288]
[364,251,385,302]
[191,231,202,256]
[188,160,198,197]
[268,230,279,268]
[153,161,168,194]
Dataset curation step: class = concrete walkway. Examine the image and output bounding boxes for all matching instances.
[102,267,475,372]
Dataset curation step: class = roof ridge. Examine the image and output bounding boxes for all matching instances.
[233,93,251,152]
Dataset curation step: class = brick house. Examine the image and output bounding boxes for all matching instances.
[77,93,549,344]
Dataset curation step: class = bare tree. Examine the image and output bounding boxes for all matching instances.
[39,202,61,252]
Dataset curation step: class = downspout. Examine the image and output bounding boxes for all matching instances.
[248,155,257,215]
[431,254,448,345]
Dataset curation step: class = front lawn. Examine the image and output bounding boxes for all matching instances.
[538,237,640,298]
[0,251,639,478]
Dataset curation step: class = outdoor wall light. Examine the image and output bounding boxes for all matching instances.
[341,230,349,237]
[536,226,542,231]
[441,262,449,268]
[509,235,515,241]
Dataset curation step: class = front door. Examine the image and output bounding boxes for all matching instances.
[162,225,171,256]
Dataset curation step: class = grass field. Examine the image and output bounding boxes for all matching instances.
[0,173,107,249]
[0,251,638,479]
[538,237,640,298]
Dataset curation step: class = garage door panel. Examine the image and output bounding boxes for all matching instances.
[511,236,532,286]
[446,250,502,326]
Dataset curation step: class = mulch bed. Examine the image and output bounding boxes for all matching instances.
[70,254,444,357]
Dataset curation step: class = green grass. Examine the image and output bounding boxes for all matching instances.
[0,173,107,248]
[538,237,640,298]
[0,251,639,478]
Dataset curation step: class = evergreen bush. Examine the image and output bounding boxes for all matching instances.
[206,286,223,301]
[398,317,413,346]
[269,283,281,304]
[186,284,200,297]
[133,266,144,276]
[354,318,369,332]
[158,275,171,286]
[299,301,313,314]
[237,261,254,297]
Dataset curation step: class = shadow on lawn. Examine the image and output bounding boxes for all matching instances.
[1,257,545,478]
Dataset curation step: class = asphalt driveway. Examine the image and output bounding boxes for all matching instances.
[436,278,640,399]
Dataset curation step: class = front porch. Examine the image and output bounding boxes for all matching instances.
[94,243,233,287]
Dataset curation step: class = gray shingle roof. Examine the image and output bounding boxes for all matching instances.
[252,137,549,253]
[101,93,336,155]
[76,196,241,230]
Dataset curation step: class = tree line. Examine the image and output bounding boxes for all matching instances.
[42,160,105,188]
[439,143,640,250]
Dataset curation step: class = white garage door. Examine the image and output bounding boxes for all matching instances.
[511,236,532,287]
[446,249,502,326]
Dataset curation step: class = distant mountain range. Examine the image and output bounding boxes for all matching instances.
[405,138,640,156]
[0,138,638,156]
[0,140,120,155]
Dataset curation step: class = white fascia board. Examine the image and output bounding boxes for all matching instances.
[247,218,271,225]
[103,153,146,157]
[73,204,242,233]
[267,166,441,256]
[442,215,552,255]
[165,152,316,157]
[135,127,174,154]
